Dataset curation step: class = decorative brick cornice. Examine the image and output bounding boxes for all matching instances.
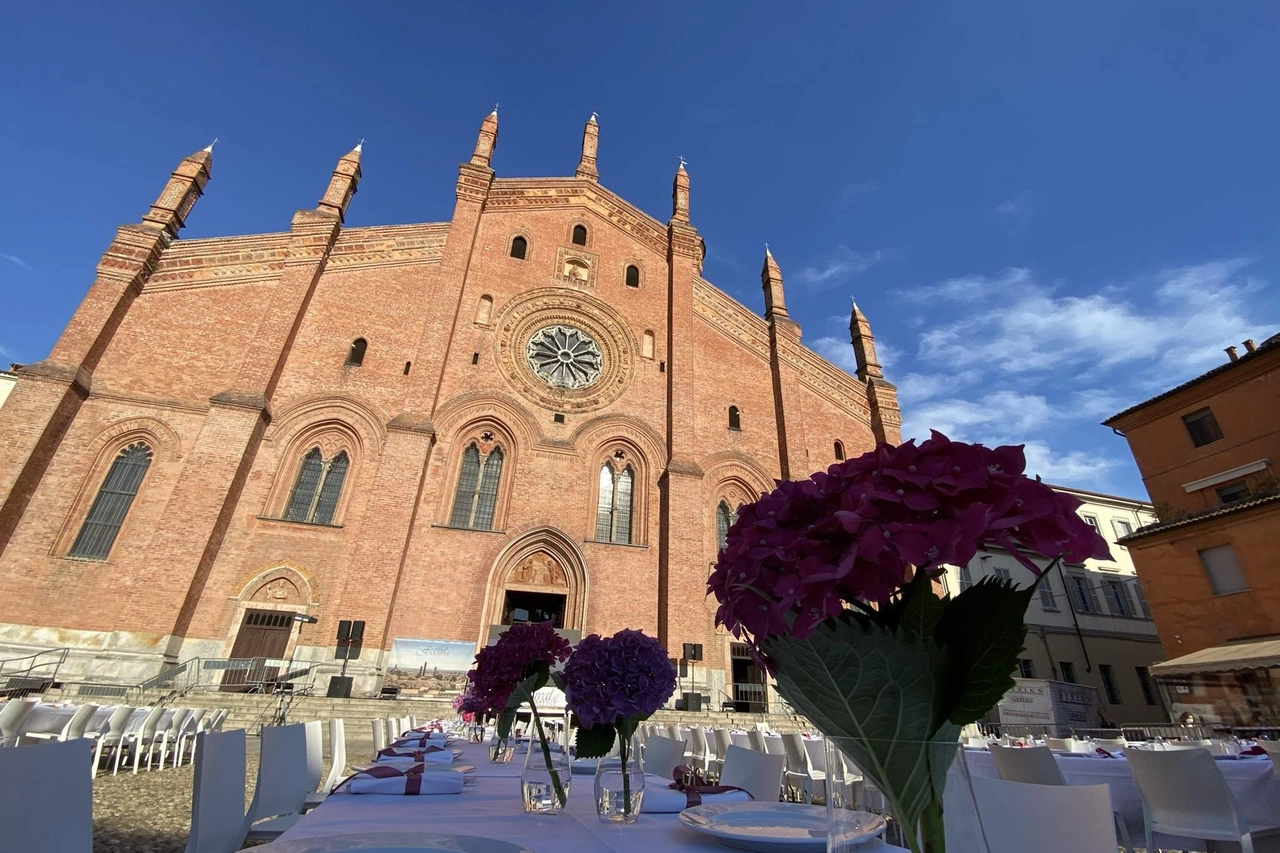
[692,279,770,362]
[487,179,668,257]
[456,163,494,204]
[668,221,700,260]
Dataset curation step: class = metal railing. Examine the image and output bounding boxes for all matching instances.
[731,683,768,712]
[0,648,69,697]
[124,656,323,703]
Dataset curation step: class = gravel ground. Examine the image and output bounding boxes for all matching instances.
[91,736,368,853]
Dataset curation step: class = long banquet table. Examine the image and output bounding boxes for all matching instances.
[273,740,908,853]
[1,701,172,740]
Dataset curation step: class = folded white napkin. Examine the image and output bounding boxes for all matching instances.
[640,776,752,813]
[375,748,455,764]
[340,766,464,795]
[392,732,447,748]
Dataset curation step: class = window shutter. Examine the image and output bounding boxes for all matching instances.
[284,449,323,522]
[1038,577,1057,610]
[449,445,481,528]
[613,467,634,544]
[1085,579,1102,614]
[69,443,153,559]
[472,447,503,531]
[1065,575,1084,612]
[312,451,348,525]
[595,466,614,542]
[959,566,973,591]
[1198,545,1249,595]
[1132,582,1152,618]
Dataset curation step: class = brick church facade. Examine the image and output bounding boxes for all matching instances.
[0,111,899,702]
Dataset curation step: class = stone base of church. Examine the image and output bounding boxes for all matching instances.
[0,622,178,688]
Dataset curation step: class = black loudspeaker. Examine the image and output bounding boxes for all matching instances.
[338,620,352,642]
[682,691,702,712]
[683,643,704,661]
[349,620,365,642]
[326,676,353,698]
[336,620,366,660]
[676,659,688,678]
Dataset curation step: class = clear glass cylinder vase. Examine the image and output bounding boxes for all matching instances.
[521,732,571,814]
[489,735,516,764]
[824,736,985,853]
[594,735,645,823]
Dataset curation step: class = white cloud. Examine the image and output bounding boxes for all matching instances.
[1020,441,1119,486]
[894,371,978,405]
[897,267,1030,303]
[812,336,859,374]
[794,245,883,290]
[901,390,1056,444]
[0,253,32,271]
[989,191,1042,234]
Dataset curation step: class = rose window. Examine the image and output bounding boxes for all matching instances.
[526,325,603,389]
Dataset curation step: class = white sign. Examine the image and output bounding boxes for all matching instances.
[997,681,1055,724]
[388,638,476,673]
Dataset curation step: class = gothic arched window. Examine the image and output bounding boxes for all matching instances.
[572,224,588,246]
[450,443,504,530]
[284,448,349,525]
[834,440,846,461]
[595,463,634,544]
[716,500,739,553]
[510,236,528,260]
[346,338,367,366]
[68,442,153,560]
[728,406,741,431]
[625,265,640,287]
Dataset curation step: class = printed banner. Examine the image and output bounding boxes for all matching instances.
[388,638,476,673]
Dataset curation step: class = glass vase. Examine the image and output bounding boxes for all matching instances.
[489,735,516,764]
[521,731,571,814]
[594,735,645,823]
[824,737,986,853]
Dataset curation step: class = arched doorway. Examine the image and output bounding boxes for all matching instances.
[483,528,587,644]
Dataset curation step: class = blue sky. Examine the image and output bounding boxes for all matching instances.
[2,2,1278,500]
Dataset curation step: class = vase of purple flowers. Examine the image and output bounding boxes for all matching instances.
[560,629,677,823]
[708,432,1110,853]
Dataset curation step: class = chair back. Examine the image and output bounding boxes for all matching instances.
[689,727,709,760]
[245,723,311,826]
[747,729,767,752]
[802,737,827,774]
[0,738,93,851]
[208,709,228,732]
[1043,737,1072,751]
[971,775,1117,853]
[186,709,208,734]
[102,705,136,740]
[642,735,688,778]
[720,744,785,803]
[730,732,751,750]
[372,718,387,752]
[1124,747,1247,839]
[184,729,247,853]
[713,728,733,760]
[1161,739,1211,751]
[1094,737,1127,751]
[303,720,323,792]
[764,734,787,756]
[664,724,681,742]
[322,718,347,793]
[990,745,1067,786]
[166,708,192,737]
[781,733,809,775]
[64,704,101,740]
[399,716,412,736]
[1257,739,1280,775]
[137,705,166,738]
[386,717,399,741]
[0,697,39,744]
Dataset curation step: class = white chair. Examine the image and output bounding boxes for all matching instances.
[0,738,92,852]
[1094,737,1128,751]
[710,728,733,776]
[153,708,191,769]
[317,718,347,798]
[971,775,1118,853]
[747,729,767,752]
[184,729,247,853]
[642,735,688,778]
[1126,747,1280,853]
[1043,736,1072,751]
[764,734,787,758]
[399,716,412,736]
[372,718,387,752]
[173,709,207,767]
[299,720,324,811]
[730,731,751,750]
[207,708,229,732]
[92,705,136,776]
[23,703,99,744]
[243,723,311,841]
[689,726,711,773]
[1161,738,1212,751]
[386,717,399,742]
[801,737,828,800]
[720,744,785,803]
[1258,740,1280,777]
[0,697,39,746]
[123,706,167,773]
[781,733,814,802]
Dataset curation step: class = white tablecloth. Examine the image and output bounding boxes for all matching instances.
[3,702,174,740]
[275,741,908,853]
[964,748,1280,841]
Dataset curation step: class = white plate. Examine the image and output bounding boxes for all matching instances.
[256,833,533,853]
[679,802,883,853]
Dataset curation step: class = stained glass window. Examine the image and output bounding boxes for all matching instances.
[69,442,153,559]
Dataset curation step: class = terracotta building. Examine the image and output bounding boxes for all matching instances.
[0,112,899,702]
[1104,331,1280,725]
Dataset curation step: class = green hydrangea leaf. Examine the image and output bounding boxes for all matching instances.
[574,723,617,759]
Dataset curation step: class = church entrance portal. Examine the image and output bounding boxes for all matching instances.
[221,608,296,692]
[484,529,587,644]
[502,590,566,628]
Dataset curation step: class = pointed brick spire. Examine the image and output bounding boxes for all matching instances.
[762,245,789,321]
[471,108,499,168]
[576,112,599,180]
[671,158,690,223]
[850,298,884,380]
[140,147,213,237]
[317,143,363,221]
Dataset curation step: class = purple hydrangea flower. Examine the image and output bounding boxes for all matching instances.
[465,621,572,714]
[561,629,677,728]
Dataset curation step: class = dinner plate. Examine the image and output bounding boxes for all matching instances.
[679,802,883,852]
[256,833,533,853]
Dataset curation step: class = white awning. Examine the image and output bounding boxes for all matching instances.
[1150,639,1280,677]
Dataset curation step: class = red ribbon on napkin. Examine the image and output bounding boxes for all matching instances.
[1095,747,1117,758]
[1240,745,1267,756]
[669,764,753,808]
[333,763,424,795]
[378,745,446,760]
[394,734,440,748]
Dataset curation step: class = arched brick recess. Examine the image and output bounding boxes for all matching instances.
[477,526,589,642]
